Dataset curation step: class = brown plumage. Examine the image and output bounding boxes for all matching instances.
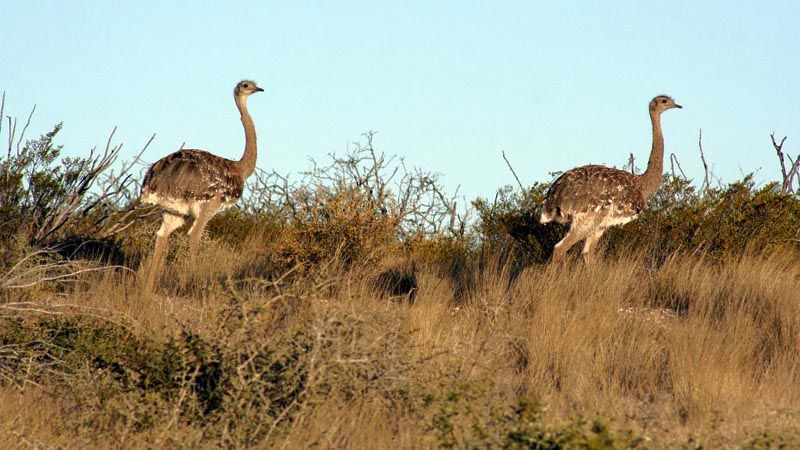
[141,149,244,208]
[140,80,264,289]
[540,95,682,264]
[542,165,645,222]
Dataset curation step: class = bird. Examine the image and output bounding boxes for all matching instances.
[139,80,264,287]
[540,95,682,264]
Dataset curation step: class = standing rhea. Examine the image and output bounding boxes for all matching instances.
[540,95,682,264]
[140,80,264,287]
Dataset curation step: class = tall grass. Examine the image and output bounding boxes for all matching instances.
[2,240,799,448]
[3,114,799,448]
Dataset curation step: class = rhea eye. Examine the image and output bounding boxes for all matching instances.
[243,83,249,88]
[661,99,667,103]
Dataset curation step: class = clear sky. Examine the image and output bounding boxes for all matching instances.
[3,1,799,201]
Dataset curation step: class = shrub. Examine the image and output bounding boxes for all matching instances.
[0,100,146,268]
[605,175,800,260]
[429,385,637,449]
[476,175,800,267]
[276,186,400,269]
[473,183,566,267]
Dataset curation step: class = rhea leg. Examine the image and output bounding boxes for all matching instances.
[581,229,606,265]
[143,213,185,290]
[187,199,221,265]
[552,230,583,263]
[551,217,598,264]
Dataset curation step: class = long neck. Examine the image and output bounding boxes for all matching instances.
[638,109,664,198]
[234,95,258,179]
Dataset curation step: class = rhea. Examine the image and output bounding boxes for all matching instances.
[540,95,682,264]
[140,80,264,286]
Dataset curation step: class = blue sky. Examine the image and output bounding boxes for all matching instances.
[3,1,799,201]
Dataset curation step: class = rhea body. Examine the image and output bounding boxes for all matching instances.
[140,80,264,284]
[540,95,682,264]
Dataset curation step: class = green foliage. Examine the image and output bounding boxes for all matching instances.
[0,121,133,267]
[0,316,134,384]
[429,384,638,449]
[4,115,798,279]
[0,312,312,443]
[475,175,800,266]
[0,288,426,446]
[0,124,65,248]
[473,183,566,266]
[742,431,800,450]
[605,175,800,260]
[283,187,400,268]
[205,208,282,249]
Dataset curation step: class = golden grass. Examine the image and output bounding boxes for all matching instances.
[2,242,800,448]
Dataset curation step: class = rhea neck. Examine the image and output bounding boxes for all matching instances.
[638,108,664,199]
[234,93,258,178]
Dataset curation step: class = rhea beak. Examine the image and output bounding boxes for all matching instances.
[255,87,264,92]
[674,103,683,109]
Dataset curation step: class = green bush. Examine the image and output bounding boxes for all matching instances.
[0,124,67,251]
[0,118,138,268]
[429,384,638,449]
[276,186,401,269]
[0,311,312,443]
[605,175,800,260]
[0,309,644,448]
[475,175,800,266]
[2,101,799,278]
[473,183,566,267]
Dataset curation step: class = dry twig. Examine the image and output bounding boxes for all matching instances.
[502,150,525,192]
[698,129,710,191]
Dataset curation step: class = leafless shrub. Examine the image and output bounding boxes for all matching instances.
[243,131,470,240]
[771,132,800,194]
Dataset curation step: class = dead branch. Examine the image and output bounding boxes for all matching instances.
[626,152,636,174]
[770,132,800,194]
[698,129,710,191]
[0,92,4,138]
[771,132,788,186]
[33,128,125,242]
[502,150,525,192]
[242,131,468,239]
[785,155,800,194]
[16,104,36,154]
[5,116,15,156]
[669,153,687,179]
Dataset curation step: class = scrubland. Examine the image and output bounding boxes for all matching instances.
[2,115,800,448]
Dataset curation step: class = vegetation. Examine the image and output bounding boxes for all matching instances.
[2,102,800,448]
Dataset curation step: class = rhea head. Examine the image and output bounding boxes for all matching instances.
[649,95,682,113]
[234,80,264,98]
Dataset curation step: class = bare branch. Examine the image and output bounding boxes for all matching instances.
[242,131,468,239]
[698,129,710,191]
[0,92,5,138]
[15,104,36,154]
[32,128,126,242]
[770,132,796,194]
[626,152,636,174]
[669,153,687,179]
[502,150,525,192]
[771,132,788,186]
[785,154,800,195]
[6,115,16,155]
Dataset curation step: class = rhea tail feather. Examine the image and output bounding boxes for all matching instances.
[540,209,555,224]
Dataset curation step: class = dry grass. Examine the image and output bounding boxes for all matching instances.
[2,239,800,449]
